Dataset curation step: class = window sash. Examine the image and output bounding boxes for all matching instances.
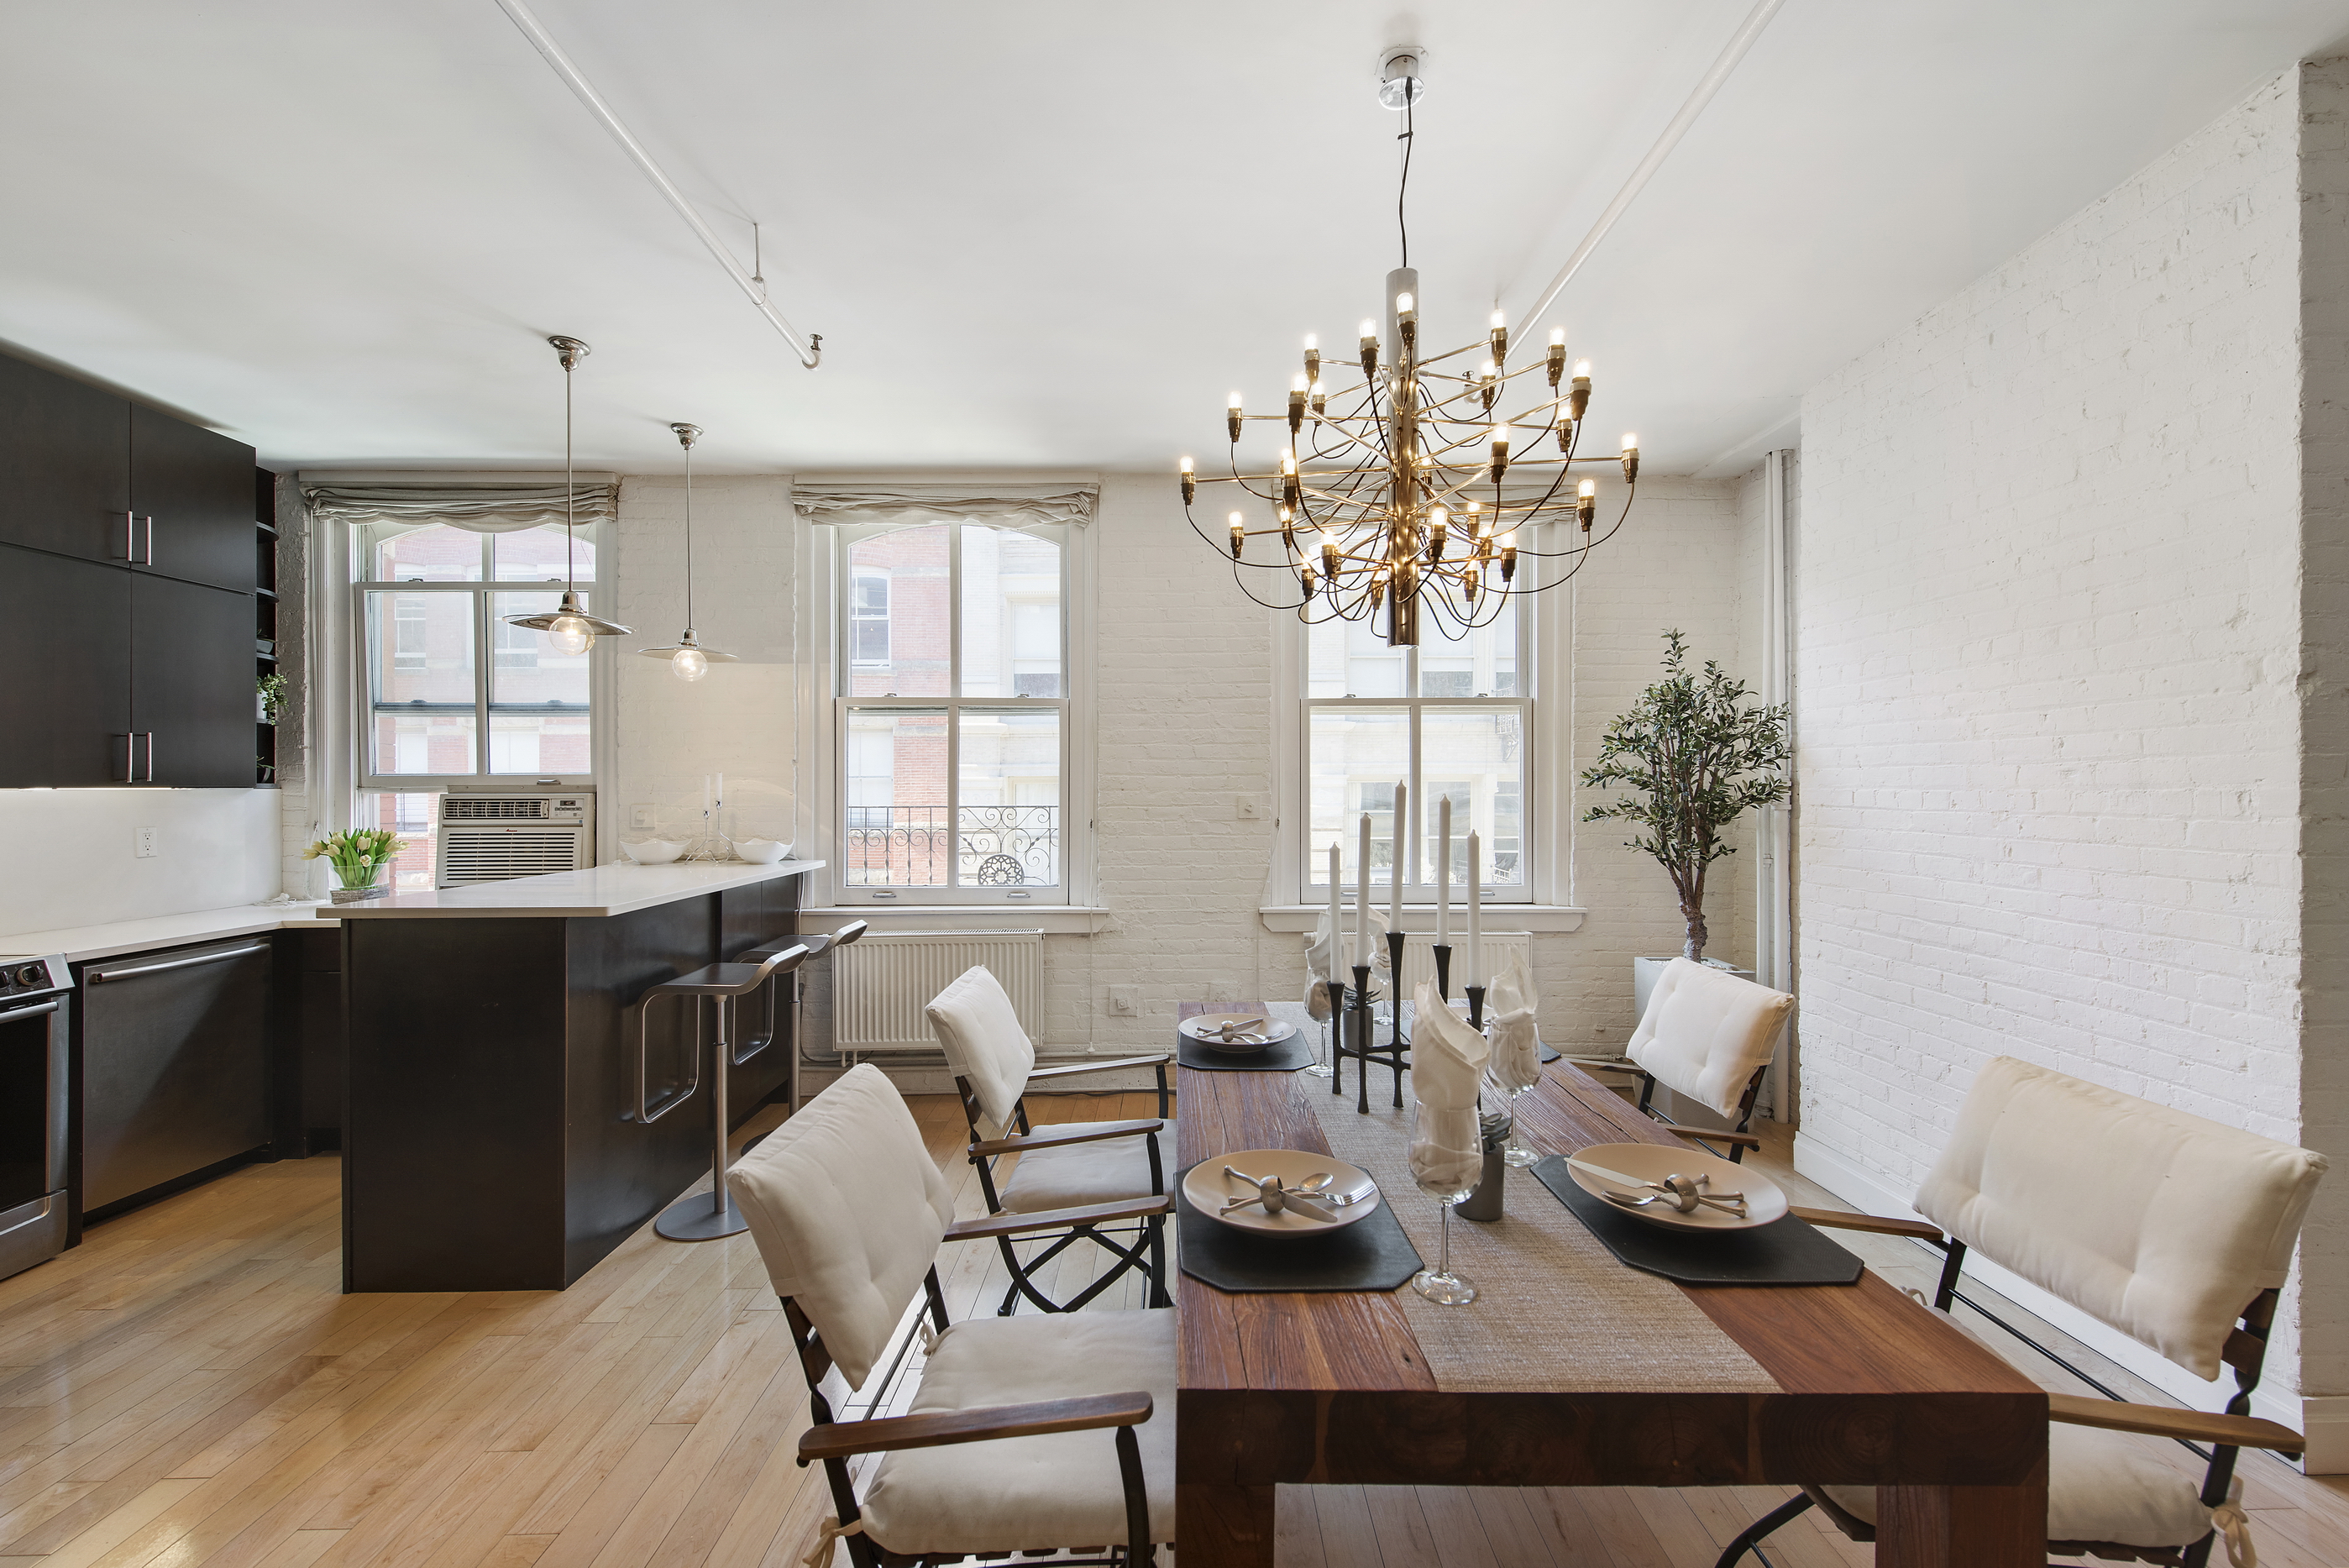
[354,535,596,788]
[832,520,1070,905]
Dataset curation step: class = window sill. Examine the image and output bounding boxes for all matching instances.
[800,905,1113,936]
[1256,905,1586,934]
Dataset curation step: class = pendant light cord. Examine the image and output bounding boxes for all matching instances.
[564,361,577,597]
[682,438,695,633]
[1397,91,1414,269]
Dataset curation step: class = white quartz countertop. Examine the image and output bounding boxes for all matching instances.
[328,858,825,919]
[0,903,341,965]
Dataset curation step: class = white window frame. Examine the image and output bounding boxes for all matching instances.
[818,517,1096,910]
[1265,523,1581,923]
[349,522,607,792]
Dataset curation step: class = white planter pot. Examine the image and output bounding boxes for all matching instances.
[1631,955,1755,1030]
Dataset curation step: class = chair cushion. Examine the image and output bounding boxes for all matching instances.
[999,1121,1174,1214]
[926,965,1037,1137]
[723,1064,954,1390]
[859,1308,1177,1555]
[1821,1421,2212,1550]
[1914,1056,2326,1379]
[1624,958,1791,1120]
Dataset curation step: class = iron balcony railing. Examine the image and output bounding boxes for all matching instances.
[844,805,1059,888]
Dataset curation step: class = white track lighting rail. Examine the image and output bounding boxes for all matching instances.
[492,0,822,369]
[1518,0,1785,338]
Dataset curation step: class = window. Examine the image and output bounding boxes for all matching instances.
[1303,597,1529,899]
[835,522,1068,903]
[354,522,596,784]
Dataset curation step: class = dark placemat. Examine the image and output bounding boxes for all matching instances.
[1175,1163,1423,1292]
[1176,1032,1319,1072]
[1530,1155,1864,1287]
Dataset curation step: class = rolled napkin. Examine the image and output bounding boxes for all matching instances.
[1487,946,1542,1095]
[1408,978,1492,1193]
[1303,908,1392,1020]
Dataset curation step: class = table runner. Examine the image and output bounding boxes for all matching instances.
[1306,1078,1780,1394]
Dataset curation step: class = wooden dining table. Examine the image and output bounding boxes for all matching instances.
[1173,1002,2048,1566]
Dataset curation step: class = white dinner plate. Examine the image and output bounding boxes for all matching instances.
[1182,1150,1382,1236]
[1179,1012,1298,1051]
[1562,1142,1789,1233]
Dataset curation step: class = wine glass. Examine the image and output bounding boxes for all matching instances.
[1303,978,1340,1078]
[1486,1068,1542,1167]
[1407,1099,1481,1305]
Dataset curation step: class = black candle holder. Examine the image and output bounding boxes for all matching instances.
[1465,983,1487,1034]
[1431,943,1453,1002]
[1325,977,1350,1096]
[1350,962,1374,1113]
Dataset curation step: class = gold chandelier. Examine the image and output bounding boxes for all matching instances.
[1179,48,1639,648]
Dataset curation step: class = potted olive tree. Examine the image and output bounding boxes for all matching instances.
[1582,630,1791,1018]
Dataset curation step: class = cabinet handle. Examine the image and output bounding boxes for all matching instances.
[0,998,61,1024]
[116,733,134,783]
[121,511,137,561]
[87,942,270,983]
[141,732,156,784]
[142,515,155,566]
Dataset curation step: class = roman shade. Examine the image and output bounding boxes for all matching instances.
[794,483,1096,531]
[301,482,617,532]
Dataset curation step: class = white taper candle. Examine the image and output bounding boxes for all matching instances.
[1435,795,1451,947]
[1356,812,1372,965]
[1467,830,1482,989]
[1388,780,1406,931]
[1326,842,1341,973]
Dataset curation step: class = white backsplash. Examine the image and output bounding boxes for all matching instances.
[0,789,282,941]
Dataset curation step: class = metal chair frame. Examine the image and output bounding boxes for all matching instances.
[1630,1060,1770,1163]
[1714,1212,2304,1568]
[954,1058,1174,1316]
[742,919,869,1114]
[784,1244,1161,1566]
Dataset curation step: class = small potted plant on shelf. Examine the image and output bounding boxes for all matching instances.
[1581,630,1791,1017]
[306,828,402,904]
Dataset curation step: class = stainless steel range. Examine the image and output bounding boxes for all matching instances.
[0,954,71,1282]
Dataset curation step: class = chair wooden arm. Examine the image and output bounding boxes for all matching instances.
[799,1391,1154,1463]
[1788,1205,1947,1241]
[943,1195,1173,1242]
[1027,1054,1173,1080]
[969,1118,1163,1157]
[1664,1125,1762,1151]
[2047,1392,2305,1454]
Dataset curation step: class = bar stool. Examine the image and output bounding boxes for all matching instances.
[742,919,868,1113]
[631,944,807,1241]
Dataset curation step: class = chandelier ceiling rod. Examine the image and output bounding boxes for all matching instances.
[491,0,823,369]
[1517,0,1785,338]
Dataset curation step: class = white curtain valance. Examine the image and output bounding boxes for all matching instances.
[300,483,618,533]
[793,484,1095,532]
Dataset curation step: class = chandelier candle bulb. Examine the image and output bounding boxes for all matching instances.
[1570,362,1592,424]
[1489,309,1508,364]
[1577,479,1597,530]
[1280,506,1297,553]
[1360,320,1379,376]
[1500,532,1518,584]
[1480,359,1499,412]
[1546,328,1567,387]
[1309,379,1328,415]
[1227,391,1244,443]
[1179,456,1195,506]
[1301,563,1318,600]
[1303,333,1321,385]
[1621,436,1640,484]
[1228,511,1245,559]
[1288,376,1308,436]
[1488,423,1512,482]
[1427,506,1447,560]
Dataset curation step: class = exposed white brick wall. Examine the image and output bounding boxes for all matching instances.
[1797,65,2336,1403]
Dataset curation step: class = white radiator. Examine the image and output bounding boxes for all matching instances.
[1392,931,1532,998]
[832,930,1044,1055]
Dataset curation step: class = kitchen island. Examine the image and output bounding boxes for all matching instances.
[335,859,822,1292]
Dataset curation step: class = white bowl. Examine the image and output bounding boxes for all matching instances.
[1182,1150,1382,1237]
[735,839,790,865]
[1561,1142,1788,1233]
[622,838,686,865]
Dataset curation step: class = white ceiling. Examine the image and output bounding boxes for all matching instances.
[3,1,2346,478]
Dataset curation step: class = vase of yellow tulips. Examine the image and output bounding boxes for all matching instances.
[307,828,401,903]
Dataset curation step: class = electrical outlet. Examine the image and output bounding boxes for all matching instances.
[134,826,158,858]
[1236,796,1266,820]
[1107,985,1140,1017]
[631,805,656,828]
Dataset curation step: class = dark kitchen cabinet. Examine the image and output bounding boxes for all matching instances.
[0,545,134,786]
[134,574,260,787]
[131,405,259,593]
[0,353,131,565]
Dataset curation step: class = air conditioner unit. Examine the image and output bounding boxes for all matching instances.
[434,789,595,887]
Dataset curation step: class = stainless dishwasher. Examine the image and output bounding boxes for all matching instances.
[79,937,272,1214]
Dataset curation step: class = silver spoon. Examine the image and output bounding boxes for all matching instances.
[1605,1186,1748,1217]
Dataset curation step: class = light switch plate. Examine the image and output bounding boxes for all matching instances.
[1107,984,1140,1016]
[135,826,158,858]
[631,805,656,828]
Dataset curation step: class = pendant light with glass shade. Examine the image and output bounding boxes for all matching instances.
[638,422,737,681]
[505,334,630,654]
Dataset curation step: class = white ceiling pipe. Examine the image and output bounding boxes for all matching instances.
[1517,0,1786,338]
[491,0,821,369]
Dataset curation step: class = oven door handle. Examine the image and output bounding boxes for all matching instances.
[87,944,270,983]
[0,998,61,1024]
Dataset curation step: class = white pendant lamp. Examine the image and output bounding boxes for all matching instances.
[638,422,738,681]
[504,335,630,653]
